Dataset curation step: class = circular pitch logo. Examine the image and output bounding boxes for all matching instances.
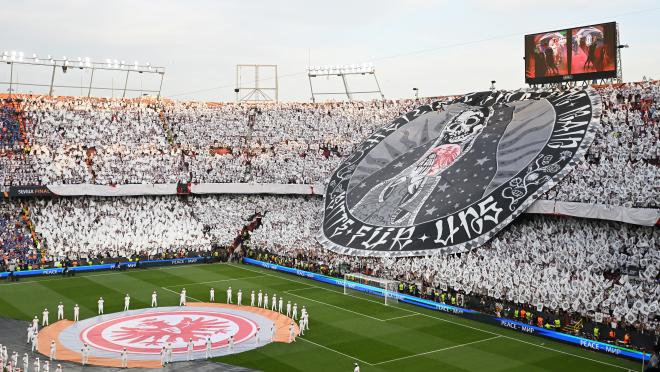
[81,311,256,354]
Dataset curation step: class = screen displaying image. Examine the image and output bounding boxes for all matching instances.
[525,30,569,80]
[570,23,617,75]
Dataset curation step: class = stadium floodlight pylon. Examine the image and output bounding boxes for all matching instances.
[307,63,384,102]
[343,272,399,306]
[0,51,165,98]
[235,64,278,102]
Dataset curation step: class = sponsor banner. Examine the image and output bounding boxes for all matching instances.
[0,257,206,278]
[244,258,649,362]
[7,185,54,197]
[319,89,601,257]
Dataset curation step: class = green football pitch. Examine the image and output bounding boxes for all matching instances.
[0,263,642,371]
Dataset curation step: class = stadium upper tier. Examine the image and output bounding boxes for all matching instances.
[0,81,658,208]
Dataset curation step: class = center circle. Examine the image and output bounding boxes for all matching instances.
[80,310,257,354]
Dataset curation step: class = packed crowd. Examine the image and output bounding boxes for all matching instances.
[0,81,656,207]
[1,194,657,334]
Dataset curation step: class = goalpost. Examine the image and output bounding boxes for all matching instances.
[343,273,400,306]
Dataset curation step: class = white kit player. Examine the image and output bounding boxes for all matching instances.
[286,301,292,317]
[292,303,298,320]
[166,342,173,363]
[73,304,79,322]
[43,360,49,372]
[226,287,232,304]
[288,322,296,343]
[160,346,167,367]
[227,336,234,354]
[179,288,187,306]
[49,341,56,361]
[22,353,28,372]
[56,363,63,372]
[250,290,255,307]
[33,357,40,372]
[237,289,242,306]
[209,288,215,302]
[205,337,212,359]
[278,297,283,313]
[271,294,277,311]
[263,293,269,309]
[123,294,131,311]
[32,316,39,331]
[151,290,158,307]
[121,348,128,368]
[257,290,263,307]
[42,308,49,326]
[98,297,104,314]
[186,338,193,361]
[27,325,34,344]
[354,362,360,372]
[31,328,39,351]
[81,343,89,365]
[56,302,64,321]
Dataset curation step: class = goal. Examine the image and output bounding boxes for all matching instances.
[343,273,400,306]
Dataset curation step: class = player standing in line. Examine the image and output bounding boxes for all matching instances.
[237,289,242,306]
[250,290,255,307]
[55,363,63,372]
[226,287,232,304]
[354,362,360,372]
[227,336,234,354]
[22,352,28,372]
[257,290,263,307]
[49,341,56,361]
[278,297,283,313]
[120,348,128,368]
[271,294,277,311]
[33,357,40,372]
[166,342,173,364]
[31,328,39,351]
[42,308,49,326]
[209,287,215,302]
[160,346,167,367]
[179,288,187,306]
[286,301,292,317]
[288,322,296,343]
[73,304,79,323]
[205,337,212,359]
[56,302,64,321]
[292,303,298,320]
[32,316,39,331]
[81,343,89,365]
[27,324,34,344]
[186,338,194,361]
[263,292,269,309]
[42,360,49,372]
[151,290,158,307]
[98,297,104,314]
[123,294,131,311]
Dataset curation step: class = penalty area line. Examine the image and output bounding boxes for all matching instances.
[373,335,502,365]
[298,337,374,366]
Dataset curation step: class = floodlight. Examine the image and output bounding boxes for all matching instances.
[18,51,24,62]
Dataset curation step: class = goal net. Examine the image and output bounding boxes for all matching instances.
[343,273,400,306]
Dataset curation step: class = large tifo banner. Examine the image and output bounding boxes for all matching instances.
[244,258,649,362]
[318,88,601,257]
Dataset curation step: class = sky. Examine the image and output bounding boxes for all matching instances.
[2,0,660,102]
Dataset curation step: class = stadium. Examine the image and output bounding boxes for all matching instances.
[0,2,659,372]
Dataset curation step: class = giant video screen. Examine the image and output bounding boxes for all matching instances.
[525,22,617,84]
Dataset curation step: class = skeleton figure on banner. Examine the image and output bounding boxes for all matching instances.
[352,106,493,226]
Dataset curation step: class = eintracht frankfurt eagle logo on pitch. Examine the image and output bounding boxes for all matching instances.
[81,311,257,353]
